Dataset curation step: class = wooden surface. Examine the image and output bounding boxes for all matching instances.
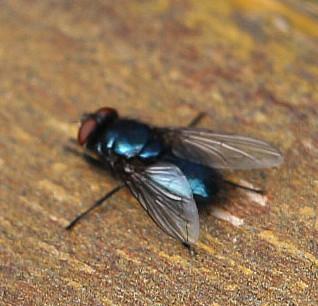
[1,0,318,305]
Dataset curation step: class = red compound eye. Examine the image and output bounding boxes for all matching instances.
[78,118,97,145]
[77,107,118,145]
[96,107,118,118]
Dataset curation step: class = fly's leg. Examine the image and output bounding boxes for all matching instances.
[64,141,83,158]
[187,112,207,128]
[64,140,110,171]
[183,242,197,256]
[66,184,125,230]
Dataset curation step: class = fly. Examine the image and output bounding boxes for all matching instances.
[66,107,283,247]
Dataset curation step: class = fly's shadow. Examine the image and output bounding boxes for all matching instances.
[196,173,266,226]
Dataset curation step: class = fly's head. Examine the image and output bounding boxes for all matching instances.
[78,107,118,147]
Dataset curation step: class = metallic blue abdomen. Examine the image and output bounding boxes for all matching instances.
[164,155,219,201]
[100,119,163,159]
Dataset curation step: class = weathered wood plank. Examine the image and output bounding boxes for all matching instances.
[0,0,317,305]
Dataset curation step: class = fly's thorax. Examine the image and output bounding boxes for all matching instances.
[93,119,165,161]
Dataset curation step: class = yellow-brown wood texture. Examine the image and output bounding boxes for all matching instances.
[1,0,318,305]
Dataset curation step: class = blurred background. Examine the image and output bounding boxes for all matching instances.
[0,1,317,305]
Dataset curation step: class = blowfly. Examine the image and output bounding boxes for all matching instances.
[66,107,283,247]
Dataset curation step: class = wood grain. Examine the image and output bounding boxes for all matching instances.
[0,0,317,305]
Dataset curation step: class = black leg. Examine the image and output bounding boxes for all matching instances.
[66,184,125,230]
[82,153,109,170]
[223,180,264,194]
[187,112,206,128]
[183,242,197,256]
[64,142,83,157]
[64,140,109,171]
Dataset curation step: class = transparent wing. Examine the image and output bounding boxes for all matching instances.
[165,128,283,170]
[126,162,199,244]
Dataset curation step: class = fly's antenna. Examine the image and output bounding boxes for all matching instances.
[65,184,125,230]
